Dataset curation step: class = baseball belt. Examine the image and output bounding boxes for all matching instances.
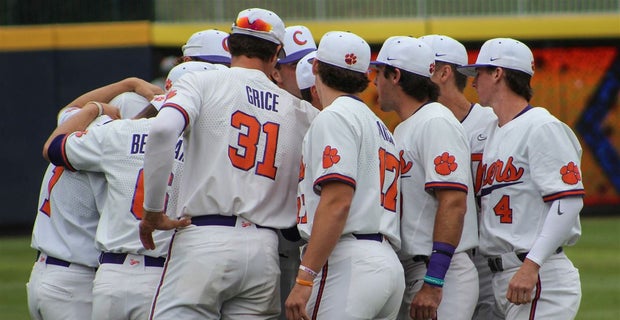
[352,233,384,242]
[191,214,277,232]
[487,247,563,272]
[36,251,70,267]
[99,252,165,268]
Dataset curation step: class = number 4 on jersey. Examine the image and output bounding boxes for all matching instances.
[494,195,513,223]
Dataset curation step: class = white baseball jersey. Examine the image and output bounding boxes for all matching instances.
[55,118,184,258]
[31,108,107,267]
[155,67,317,228]
[460,103,502,320]
[461,103,497,196]
[478,107,584,256]
[395,102,477,258]
[297,95,401,249]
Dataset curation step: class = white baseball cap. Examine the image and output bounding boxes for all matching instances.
[165,61,219,91]
[278,25,317,64]
[231,8,285,45]
[296,51,317,90]
[372,36,435,77]
[316,31,370,73]
[419,34,468,66]
[110,92,150,119]
[182,29,231,64]
[457,38,534,77]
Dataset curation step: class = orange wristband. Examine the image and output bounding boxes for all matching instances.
[295,278,313,287]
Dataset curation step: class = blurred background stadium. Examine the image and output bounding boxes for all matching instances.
[3,0,618,231]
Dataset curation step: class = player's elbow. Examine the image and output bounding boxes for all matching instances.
[437,189,468,217]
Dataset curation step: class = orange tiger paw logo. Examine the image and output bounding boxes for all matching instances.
[560,161,581,185]
[322,146,341,168]
[345,53,357,66]
[434,152,458,175]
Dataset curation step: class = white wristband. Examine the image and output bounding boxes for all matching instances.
[299,264,318,278]
[88,101,104,117]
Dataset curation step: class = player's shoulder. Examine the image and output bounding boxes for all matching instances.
[522,106,561,126]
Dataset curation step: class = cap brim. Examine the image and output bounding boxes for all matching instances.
[231,26,282,44]
[456,64,491,77]
[278,48,316,65]
[193,55,232,64]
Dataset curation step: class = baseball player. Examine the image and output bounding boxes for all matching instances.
[372,36,477,320]
[42,90,184,320]
[285,31,404,320]
[139,8,318,319]
[272,25,317,98]
[28,78,161,320]
[181,29,232,66]
[458,38,584,319]
[295,51,321,110]
[419,34,501,320]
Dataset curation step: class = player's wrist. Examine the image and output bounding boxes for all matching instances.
[295,278,313,287]
[423,241,455,288]
[299,264,318,279]
[86,101,104,117]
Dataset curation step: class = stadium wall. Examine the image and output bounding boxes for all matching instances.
[0,14,618,229]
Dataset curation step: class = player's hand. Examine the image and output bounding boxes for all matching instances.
[284,282,312,320]
[507,259,540,305]
[139,210,191,250]
[133,79,165,101]
[410,283,442,320]
[100,103,121,120]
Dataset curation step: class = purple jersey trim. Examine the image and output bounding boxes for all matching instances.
[314,173,356,194]
[48,134,77,172]
[311,263,329,320]
[542,189,585,202]
[425,181,468,193]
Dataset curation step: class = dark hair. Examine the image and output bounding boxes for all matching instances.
[436,61,468,92]
[300,87,312,102]
[383,65,439,102]
[316,61,369,94]
[504,68,533,102]
[227,33,279,62]
[482,66,533,101]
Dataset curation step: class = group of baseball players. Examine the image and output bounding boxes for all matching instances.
[27,6,585,320]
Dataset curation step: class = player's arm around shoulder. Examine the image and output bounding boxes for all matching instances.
[67,77,164,110]
[43,102,119,162]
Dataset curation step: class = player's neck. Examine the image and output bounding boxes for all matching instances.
[316,78,357,109]
[437,89,471,122]
[230,56,276,78]
[492,92,529,127]
[396,95,428,122]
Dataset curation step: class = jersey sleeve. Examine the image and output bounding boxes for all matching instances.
[62,125,107,172]
[159,72,205,132]
[420,117,471,193]
[529,121,585,201]
[308,109,358,194]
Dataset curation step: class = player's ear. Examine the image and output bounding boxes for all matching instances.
[392,67,402,84]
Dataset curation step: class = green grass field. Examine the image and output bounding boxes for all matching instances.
[1,217,619,319]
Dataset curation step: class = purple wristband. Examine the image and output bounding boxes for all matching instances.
[425,242,455,286]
